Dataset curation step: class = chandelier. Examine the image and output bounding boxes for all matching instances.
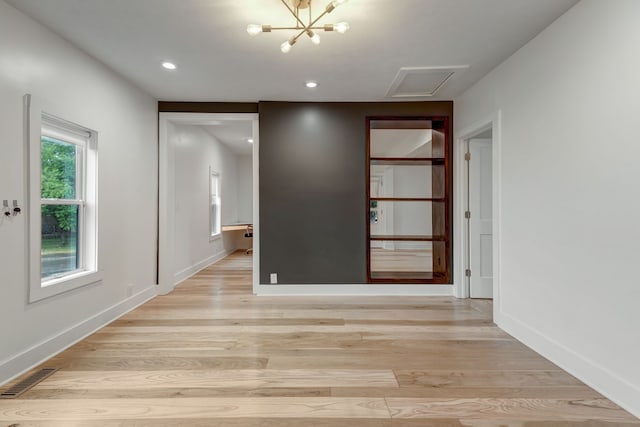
[247,0,350,53]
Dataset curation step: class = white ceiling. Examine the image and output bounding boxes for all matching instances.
[201,121,254,156]
[371,129,432,157]
[7,0,579,102]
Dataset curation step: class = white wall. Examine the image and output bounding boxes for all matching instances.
[393,165,432,240]
[236,155,253,223]
[455,0,640,416]
[0,1,157,384]
[171,124,248,283]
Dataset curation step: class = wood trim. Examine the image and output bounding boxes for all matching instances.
[370,158,445,165]
[370,271,445,281]
[366,117,373,285]
[370,235,446,241]
[431,118,451,282]
[158,102,259,113]
[369,119,432,129]
[371,197,447,202]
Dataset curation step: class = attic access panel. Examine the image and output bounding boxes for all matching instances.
[386,66,469,98]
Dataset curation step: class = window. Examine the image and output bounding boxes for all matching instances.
[210,169,221,238]
[28,109,100,302]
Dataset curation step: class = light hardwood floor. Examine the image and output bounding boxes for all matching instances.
[370,247,432,272]
[1,251,638,426]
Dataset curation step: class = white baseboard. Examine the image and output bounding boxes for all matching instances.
[0,285,157,387]
[496,311,640,419]
[255,283,454,296]
[173,249,232,286]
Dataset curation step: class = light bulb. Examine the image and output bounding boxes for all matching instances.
[308,31,321,45]
[305,81,318,88]
[281,37,296,53]
[162,62,177,70]
[246,24,262,36]
[331,0,348,7]
[334,21,349,33]
[280,40,292,53]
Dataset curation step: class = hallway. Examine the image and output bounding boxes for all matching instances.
[0,252,637,425]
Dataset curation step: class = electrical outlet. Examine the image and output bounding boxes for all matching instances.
[270,273,278,284]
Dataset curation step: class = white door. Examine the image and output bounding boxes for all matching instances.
[469,138,493,298]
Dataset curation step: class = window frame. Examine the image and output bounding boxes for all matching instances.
[27,97,101,302]
[209,168,221,240]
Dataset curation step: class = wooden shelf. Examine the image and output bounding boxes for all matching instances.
[370,271,447,281]
[371,197,446,202]
[370,235,446,241]
[367,115,451,284]
[370,157,445,166]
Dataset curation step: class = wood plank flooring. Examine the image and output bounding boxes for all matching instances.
[1,251,638,426]
[370,247,432,273]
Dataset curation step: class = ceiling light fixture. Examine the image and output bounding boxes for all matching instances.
[161,61,177,70]
[248,0,350,53]
[305,81,318,88]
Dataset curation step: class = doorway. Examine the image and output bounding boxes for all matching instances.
[158,113,259,296]
[454,111,501,307]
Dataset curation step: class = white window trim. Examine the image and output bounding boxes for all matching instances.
[25,94,101,303]
[209,167,221,240]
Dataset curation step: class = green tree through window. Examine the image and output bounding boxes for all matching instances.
[40,135,82,278]
[41,136,78,242]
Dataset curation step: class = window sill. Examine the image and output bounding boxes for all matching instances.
[30,270,103,303]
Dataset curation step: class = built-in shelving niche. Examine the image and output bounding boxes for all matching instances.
[367,117,451,283]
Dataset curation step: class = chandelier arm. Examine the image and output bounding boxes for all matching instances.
[279,0,307,28]
[271,26,330,30]
[292,27,307,43]
[270,26,306,30]
[267,26,330,31]
[306,8,332,30]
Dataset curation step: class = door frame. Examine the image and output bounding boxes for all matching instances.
[453,111,502,309]
[158,112,260,295]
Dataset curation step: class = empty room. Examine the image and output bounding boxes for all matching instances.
[0,0,639,425]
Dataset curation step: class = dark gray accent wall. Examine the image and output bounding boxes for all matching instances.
[258,101,453,285]
[158,102,258,113]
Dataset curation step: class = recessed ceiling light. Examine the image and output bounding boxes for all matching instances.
[247,138,254,144]
[305,81,318,88]
[162,61,177,70]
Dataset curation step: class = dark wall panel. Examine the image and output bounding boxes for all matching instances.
[258,101,453,284]
[158,102,258,113]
